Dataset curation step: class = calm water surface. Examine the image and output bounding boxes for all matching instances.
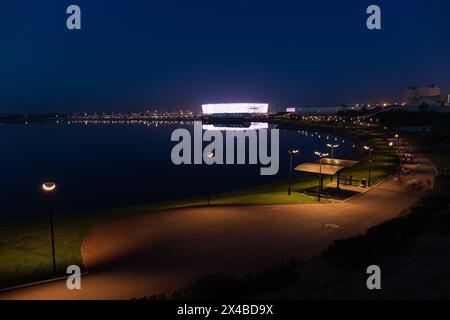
[1,121,353,219]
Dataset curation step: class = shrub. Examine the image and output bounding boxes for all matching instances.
[169,260,302,299]
[323,174,450,269]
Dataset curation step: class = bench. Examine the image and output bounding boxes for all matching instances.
[343,179,360,186]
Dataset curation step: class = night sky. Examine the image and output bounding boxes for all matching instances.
[1,0,449,113]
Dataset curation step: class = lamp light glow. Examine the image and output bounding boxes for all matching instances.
[314,151,329,157]
[42,182,56,192]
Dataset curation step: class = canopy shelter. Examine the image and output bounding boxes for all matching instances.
[317,158,359,168]
[294,158,360,191]
[294,163,345,176]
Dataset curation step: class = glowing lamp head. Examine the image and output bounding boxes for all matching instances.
[42,182,56,192]
[315,151,329,158]
[207,151,215,158]
[389,142,394,147]
[289,149,299,155]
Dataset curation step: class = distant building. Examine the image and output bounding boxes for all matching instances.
[202,103,268,120]
[403,84,443,105]
[285,107,296,113]
[294,106,343,116]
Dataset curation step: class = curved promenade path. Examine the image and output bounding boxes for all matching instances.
[0,151,436,299]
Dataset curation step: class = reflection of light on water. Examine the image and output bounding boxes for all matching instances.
[202,122,269,131]
[66,120,194,127]
[295,128,358,153]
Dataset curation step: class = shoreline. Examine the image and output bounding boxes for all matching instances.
[0,120,354,222]
[0,138,436,299]
[0,121,395,289]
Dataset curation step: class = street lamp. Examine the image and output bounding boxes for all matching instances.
[395,134,400,155]
[314,151,329,202]
[326,143,339,182]
[388,141,393,166]
[288,149,299,195]
[364,146,373,187]
[395,134,401,176]
[42,182,57,274]
[206,151,214,205]
[326,143,339,159]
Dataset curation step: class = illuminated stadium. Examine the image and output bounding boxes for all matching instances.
[202,122,268,131]
[202,103,268,120]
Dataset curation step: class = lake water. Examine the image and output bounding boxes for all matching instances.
[1,121,353,219]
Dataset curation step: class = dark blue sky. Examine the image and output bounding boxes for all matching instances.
[1,0,449,113]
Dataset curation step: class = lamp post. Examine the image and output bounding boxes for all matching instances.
[326,143,339,159]
[388,141,393,167]
[364,146,373,187]
[314,151,329,202]
[288,149,299,195]
[395,134,401,176]
[326,144,339,182]
[206,151,214,205]
[395,134,400,155]
[42,182,57,274]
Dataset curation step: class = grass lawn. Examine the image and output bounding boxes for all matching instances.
[0,129,394,289]
[342,135,397,185]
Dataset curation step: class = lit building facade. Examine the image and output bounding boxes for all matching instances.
[202,103,268,115]
[403,84,441,104]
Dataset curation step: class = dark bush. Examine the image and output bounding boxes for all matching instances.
[170,260,302,299]
[323,174,450,269]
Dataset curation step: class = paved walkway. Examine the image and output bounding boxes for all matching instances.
[0,151,436,300]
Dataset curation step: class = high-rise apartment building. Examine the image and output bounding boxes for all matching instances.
[403,84,441,104]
